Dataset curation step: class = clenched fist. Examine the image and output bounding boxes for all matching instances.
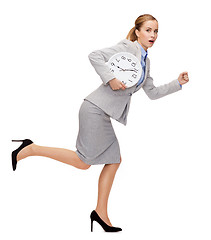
[178,72,189,85]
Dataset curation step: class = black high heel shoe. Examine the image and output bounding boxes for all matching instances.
[90,210,122,232]
[11,139,33,171]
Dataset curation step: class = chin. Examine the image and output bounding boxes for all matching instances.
[148,44,154,49]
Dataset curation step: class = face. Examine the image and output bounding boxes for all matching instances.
[135,20,158,51]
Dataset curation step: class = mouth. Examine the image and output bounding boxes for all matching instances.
[149,40,155,43]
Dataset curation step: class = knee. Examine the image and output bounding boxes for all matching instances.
[115,156,122,169]
[81,163,91,170]
[117,156,122,166]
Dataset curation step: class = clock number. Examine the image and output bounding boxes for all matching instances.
[110,68,114,72]
[111,62,115,66]
[121,56,126,60]
[133,68,138,73]
[131,62,136,67]
[132,74,137,78]
[129,80,132,82]
[127,58,132,62]
[115,58,120,62]
[122,80,126,85]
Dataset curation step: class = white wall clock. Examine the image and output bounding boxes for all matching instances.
[106,52,142,88]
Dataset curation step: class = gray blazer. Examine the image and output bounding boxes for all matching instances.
[85,39,181,125]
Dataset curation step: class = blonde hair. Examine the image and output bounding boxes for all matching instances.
[126,14,158,42]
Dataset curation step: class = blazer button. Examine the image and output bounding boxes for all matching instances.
[129,93,132,96]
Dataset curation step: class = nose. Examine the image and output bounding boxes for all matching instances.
[151,32,155,39]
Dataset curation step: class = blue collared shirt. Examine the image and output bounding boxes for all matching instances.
[136,43,148,87]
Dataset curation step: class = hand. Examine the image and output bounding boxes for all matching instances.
[178,72,189,85]
[109,78,127,90]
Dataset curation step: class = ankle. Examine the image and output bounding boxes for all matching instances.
[30,143,36,156]
[95,207,108,217]
[95,208,108,219]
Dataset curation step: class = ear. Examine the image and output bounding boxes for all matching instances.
[135,29,140,38]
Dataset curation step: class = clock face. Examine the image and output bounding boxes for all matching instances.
[106,52,142,88]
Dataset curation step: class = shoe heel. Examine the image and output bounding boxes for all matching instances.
[91,219,93,232]
[11,139,33,171]
[90,210,122,232]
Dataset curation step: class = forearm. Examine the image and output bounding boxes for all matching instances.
[143,77,182,100]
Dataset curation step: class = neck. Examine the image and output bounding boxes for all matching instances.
[137,41,148,51]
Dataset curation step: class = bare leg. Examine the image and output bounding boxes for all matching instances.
[95,157,122,226]
[17,143,121,225]
[17,143,90,170]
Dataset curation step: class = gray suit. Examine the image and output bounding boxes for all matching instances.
[85,39,181,125]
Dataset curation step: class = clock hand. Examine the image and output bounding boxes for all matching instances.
[116,66,125,71]
[124,69,137,72]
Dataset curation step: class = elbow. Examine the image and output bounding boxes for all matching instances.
[144,88,159,100]
[148,95,159,100]
[88,52,95,61]
[88,51,102,64]
[149,96,157,100]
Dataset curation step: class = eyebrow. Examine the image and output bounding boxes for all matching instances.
[146,27,158,31]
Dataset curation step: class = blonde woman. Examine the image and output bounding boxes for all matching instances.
[12,14,189,232]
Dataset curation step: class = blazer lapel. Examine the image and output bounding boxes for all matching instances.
[133,40,142,61]
[133,57,149,93]
[143,58,149,83]
[131,40,149,93]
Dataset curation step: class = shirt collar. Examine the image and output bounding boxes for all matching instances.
[138,42,148,61]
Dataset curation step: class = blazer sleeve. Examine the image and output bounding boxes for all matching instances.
[142,59,182,100]
[88,39,135,85]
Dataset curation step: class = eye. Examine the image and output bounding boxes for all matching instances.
[146,29,151,32]
[154,30,158,34]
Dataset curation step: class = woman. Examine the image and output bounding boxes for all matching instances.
[11,14,189,232]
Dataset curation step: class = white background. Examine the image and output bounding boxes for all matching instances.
[1,0,211,239]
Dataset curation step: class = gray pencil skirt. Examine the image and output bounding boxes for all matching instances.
[75,99,121,165]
